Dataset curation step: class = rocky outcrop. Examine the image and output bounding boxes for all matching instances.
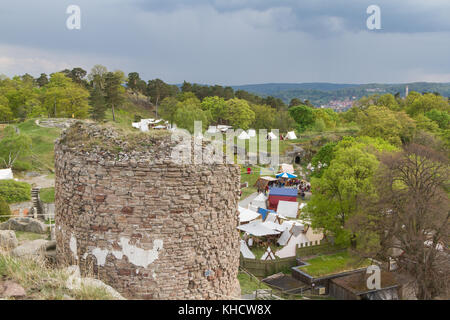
[0,230,18,250]
[0,217,48,234]
[0,281,26,299]
[65,265,126,300]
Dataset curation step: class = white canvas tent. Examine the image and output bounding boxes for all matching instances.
[267,132,277,140]
[261,246,276,260]
[250,193,267,209]
[0,168,13,180]
[217,125,232,132]
[238,131,250,140]
[277,201,299,219]
[286,131,297,140]
[239,206,261,223]
[277,229,292,246]
[280,163,295,174]
[207,126,219,134]
[237,221,280,237]
[262,221,286,232]
[240,240,256,259]
[275,232,310,258]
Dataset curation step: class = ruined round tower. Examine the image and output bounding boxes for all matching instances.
[54,122,241,299]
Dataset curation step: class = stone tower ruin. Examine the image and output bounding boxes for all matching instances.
[54,122,241,299]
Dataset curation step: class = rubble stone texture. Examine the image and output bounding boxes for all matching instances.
[54,122,241,300]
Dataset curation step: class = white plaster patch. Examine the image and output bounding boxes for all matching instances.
[69,235,78,260]
[117,238,163,268]
[92,248,109,266]
[82,238,163,269]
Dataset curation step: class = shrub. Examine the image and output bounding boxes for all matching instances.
[0,180,31,204]
[12,160,32,172]
[0,196,11,222]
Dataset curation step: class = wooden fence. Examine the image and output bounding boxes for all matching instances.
[239,242,347,278]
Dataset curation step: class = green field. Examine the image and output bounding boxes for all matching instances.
[16,120,61,172]
[238,272,271,295]
[299,251,371,277]
[40,187,55,203]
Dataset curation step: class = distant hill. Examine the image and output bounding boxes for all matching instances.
[231,82,450,106]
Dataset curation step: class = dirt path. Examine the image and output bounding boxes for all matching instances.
[19,174,54,188]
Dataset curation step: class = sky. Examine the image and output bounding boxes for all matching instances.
[1,0,450,85]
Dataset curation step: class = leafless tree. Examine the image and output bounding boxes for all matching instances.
[349,142,449,299]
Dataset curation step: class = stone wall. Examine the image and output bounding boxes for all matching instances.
[54,123,241,299]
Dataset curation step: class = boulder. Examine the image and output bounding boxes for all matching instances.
[0,230,18,250]
[65,265,126,300]
[11,239,49,258]
[0,281,26,298]
[0,217,48,234]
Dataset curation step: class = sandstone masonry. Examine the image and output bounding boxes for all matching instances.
[54,122,241,299]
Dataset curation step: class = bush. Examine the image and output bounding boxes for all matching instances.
[134,114,142,122]
[0,180,31,204]
[12,160,32,172]
[0,196,11,222]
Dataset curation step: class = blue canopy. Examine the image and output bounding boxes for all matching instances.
[257,207,276,220]
[269,187,298,197]
[276,172,297,179]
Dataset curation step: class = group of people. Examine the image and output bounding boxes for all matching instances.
[262,178,311,198]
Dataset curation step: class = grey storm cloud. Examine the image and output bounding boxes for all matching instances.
[0,0,450,84]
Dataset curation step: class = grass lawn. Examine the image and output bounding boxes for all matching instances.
[238,272,271,295]
[240,166,265,200]
[16,120,61,172]
[39,187,55,203]
[299,251,371,277]
[15,231,49,243]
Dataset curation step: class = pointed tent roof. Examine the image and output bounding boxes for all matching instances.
[239,206,261,223]
[286,131,297,140]
[238,131,251,140]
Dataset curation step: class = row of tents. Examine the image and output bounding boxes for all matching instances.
[132,119,170,132]
[206,126,297,141]
[237,195,321,259]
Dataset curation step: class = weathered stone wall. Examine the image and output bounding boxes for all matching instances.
[54,123,241,299]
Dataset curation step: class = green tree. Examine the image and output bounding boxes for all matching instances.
[357,106,415,146]
[304,146,379,245]
[42,73,90,118]
[201,96,228,124]
[147,79,178,117]
[289,98,302,108]
[0,105,13,122]
[0,126,32,168]
[159,97,179,125]
[250,104,276,129]
[88,64,108,89]
[425,109,450,130]
[173,106,210,133]
[36,73,49,87]
[104,71,126,122]
[89,85,107,121]
[289,105,316,133]
[406,92,449,117]
[223,98,255,130]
